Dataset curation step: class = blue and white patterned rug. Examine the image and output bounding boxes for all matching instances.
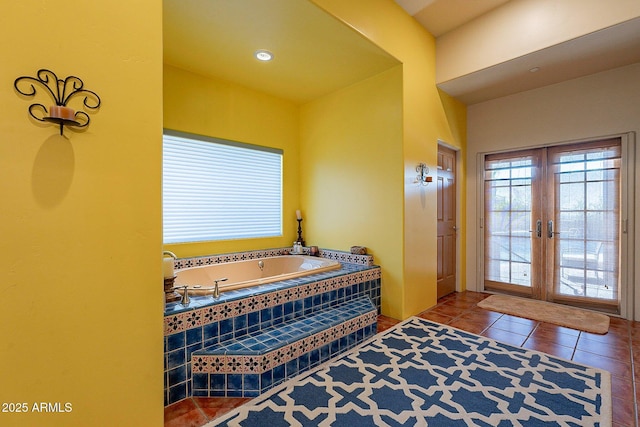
[208,317,611,426]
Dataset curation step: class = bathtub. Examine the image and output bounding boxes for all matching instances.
[174,255,341,295]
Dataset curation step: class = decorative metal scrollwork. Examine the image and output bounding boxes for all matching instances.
[416,162,430,186]
[14,69,101,135]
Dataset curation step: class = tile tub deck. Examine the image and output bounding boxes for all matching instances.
[164,260,381,405]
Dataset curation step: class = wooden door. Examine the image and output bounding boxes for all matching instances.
[437,145,456,298]
[483,139,622,313]
[483,149,543,298]
[545,139,621,312]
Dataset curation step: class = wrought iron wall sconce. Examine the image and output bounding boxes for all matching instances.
[14,69,101,136]
[415,162,432,186]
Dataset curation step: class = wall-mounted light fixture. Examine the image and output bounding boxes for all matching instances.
[415,163,432,185]
[14,69,101,136]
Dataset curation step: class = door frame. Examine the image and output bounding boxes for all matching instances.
[475,132,636,319]
[438,140,462,294]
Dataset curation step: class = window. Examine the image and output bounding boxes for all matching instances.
[163,130,283,244]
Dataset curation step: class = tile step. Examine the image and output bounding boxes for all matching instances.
[194,296,376,357]
[191,296,377,397]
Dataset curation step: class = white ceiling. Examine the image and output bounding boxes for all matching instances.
[395,0,640,104]
[394,0,511,36]
[438,17,640,104]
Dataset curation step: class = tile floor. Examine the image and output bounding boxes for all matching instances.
[164,291,639,427]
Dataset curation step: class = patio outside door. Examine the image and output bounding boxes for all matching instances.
[483,138,621,313]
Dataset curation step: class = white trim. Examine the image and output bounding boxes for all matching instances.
[455,147,463,293]
[476,153,486,294]
[621,132,636,320]
[437,140,462,293]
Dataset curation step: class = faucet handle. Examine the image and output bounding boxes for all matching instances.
[212,278,228,299]
[213,278,228,286]
[176,285,189,306]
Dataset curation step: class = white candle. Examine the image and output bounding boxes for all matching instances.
[163,258,174,278]
[49,105,75,120]
[296,210,302,220]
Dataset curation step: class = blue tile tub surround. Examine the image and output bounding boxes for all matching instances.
[163,261,381,324]
[194,323,376,398]
[196,297,375,359]
[173,247,375,270]
[163,249,381,406]
[191,297,377,397]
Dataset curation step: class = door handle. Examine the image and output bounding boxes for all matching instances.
[547,220,562,238]
[536,220,542,238]
[452,226,458,231]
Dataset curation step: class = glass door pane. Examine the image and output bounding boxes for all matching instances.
[484,151,541,296]
[548,140,621,310]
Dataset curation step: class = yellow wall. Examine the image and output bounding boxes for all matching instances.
[0,1,163,426]
[438,89,468,292]
[162,0,467,321]
[163,65,300,258]
[0,1,467,424]
[312,0,467,318]
[300,67,404,317]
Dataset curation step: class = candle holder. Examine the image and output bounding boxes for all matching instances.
[164,276,181,303]
[14,69,101,136]
[415,162,432,185]
[296,218,305,246]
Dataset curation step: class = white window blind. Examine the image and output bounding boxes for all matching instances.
[163,130,283,244]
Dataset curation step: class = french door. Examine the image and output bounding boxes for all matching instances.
[483,138,621,313]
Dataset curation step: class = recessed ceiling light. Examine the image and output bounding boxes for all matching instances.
[254,50,274,61]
